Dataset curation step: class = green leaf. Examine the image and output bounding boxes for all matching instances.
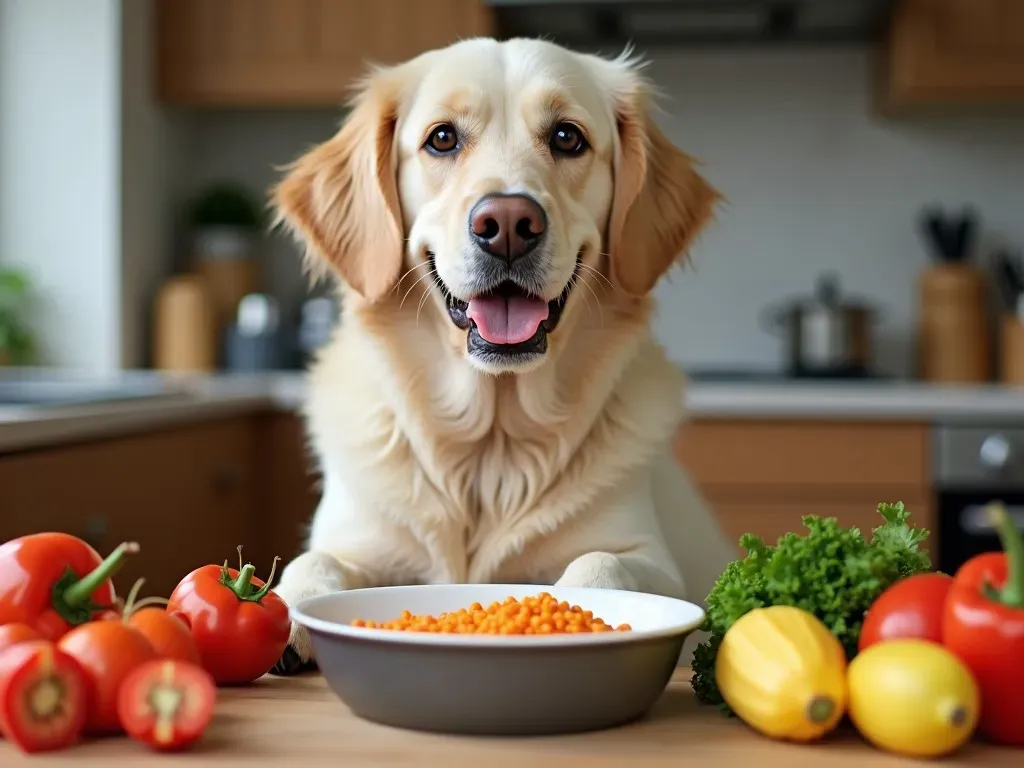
[188,182,264,229]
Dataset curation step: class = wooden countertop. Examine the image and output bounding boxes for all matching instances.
[2,670,1012,767]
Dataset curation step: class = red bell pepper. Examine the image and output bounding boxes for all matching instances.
[943,502,1024,747]
[0,533,138,641]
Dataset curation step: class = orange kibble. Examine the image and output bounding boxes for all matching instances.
[350,595,632,636]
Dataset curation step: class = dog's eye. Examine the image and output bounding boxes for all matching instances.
[424,124,459,155]
[550,123,588,156]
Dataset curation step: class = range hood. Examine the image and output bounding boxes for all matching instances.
[487,0,895,46]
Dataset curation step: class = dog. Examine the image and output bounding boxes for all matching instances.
[270,36,737,671]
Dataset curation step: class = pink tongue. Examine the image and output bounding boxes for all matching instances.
[467,295,550,345]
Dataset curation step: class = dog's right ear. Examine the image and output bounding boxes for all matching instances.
[273,72,404,303]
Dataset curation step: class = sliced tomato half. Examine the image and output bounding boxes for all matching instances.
[0,640,87,753]
[117,659,216,751]
[0,623,41,656]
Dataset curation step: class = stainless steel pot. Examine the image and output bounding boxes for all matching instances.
[761,274,880,377]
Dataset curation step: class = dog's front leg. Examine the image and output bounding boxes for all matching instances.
[554,552,640,591]
[270,550,364,675]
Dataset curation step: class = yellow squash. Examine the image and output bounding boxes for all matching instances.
[715,605,847,742]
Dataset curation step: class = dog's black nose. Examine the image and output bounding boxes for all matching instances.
[468,194,547,263]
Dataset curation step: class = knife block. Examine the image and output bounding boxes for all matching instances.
[917,264,992,383]
[1000,315,1024,386]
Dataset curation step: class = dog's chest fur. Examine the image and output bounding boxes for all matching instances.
[304,308,683,585]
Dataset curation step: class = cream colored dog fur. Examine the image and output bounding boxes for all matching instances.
[271,37,736,665]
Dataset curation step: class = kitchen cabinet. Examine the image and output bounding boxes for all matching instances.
[254,411,321,575]
[676,420,937,554]
[155,0,495,106]
[0,413,321,598]
[881,0,1024,111]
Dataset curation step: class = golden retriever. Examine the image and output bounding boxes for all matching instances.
[270,37,736,671]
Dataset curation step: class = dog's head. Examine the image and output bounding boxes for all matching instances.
[275,38,718,374]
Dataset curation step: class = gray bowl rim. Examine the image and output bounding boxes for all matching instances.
[291,584,706,649]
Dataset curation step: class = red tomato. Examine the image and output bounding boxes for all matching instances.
[0,534,137,640]
[859,572,954,652]
[118,659,216,751]
[0,640,88,753]
[0,623,41,655]
[128,607,202,665]
[56,619,157,734]
[167,555,289,685]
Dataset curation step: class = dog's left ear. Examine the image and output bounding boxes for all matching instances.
[608,88,720,297]
[272,71,404,303]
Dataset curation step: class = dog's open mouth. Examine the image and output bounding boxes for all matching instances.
[431,256,578,359]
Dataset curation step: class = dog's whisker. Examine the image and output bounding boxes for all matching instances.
[392,261,431,295]
[577,262,614,293]
[416,274,443,326]
[570,273,595,320]
[400,268,440,310]
[577,271,605,328]
[578,261,612,287]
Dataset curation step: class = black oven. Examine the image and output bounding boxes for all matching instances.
[934,427,1024,574]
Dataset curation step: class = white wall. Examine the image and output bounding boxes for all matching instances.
[0,0,122,372]
[645,48,1024,377]
[176,46,1024,378]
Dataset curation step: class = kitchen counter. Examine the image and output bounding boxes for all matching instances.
[4,370,1024,454]
[3,669,1008,766]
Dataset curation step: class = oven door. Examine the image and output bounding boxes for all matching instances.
[937,492,1024,575]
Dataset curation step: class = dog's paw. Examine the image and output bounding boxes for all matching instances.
[268,551,348,676]
[555,552,639,591]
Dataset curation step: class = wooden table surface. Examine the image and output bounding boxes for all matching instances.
[3,669,1015,767]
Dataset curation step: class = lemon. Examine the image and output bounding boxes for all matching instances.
[847,639,979,758]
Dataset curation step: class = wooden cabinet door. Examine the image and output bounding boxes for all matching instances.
[156,0,495,106]
[883,0,1024,110]
[254,412,321,581]
[0,418,258,599]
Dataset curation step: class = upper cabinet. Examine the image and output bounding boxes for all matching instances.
[155,0,495,107]
[881,0,1024,112]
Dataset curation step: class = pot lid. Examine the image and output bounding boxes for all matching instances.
[778,273,876,313]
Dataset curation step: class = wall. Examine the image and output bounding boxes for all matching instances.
[174,46,1024,378]
[0,0,122,372]
[644,48,1024,377]
[120,0,186,368]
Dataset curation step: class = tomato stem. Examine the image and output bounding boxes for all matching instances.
[989,502,1024,608]
[121,578,147,623]
[249,557,281,602]
[53,541,140,625]
[219,555,281,603]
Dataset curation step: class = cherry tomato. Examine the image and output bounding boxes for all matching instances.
[167,552,289,685]
[56,619,157,734]
[859,572,954,652]
[0,640,88,753]
[118,659,216,751]
[128,607,201,665]
[0,623,41,655]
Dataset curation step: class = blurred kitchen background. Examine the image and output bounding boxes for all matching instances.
[1,0,1023,595]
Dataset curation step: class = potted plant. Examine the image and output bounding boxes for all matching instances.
[185,181,265,332]
[0,267,36,366]
[187,181,264,262]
